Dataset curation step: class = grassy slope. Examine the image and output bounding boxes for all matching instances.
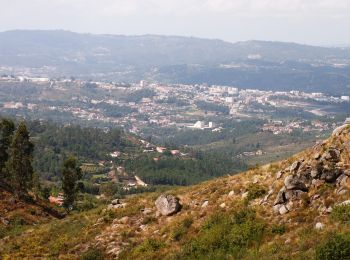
[1,126,350,259]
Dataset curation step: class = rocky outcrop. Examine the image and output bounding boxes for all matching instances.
[273,124,350,215]
[155,194,181,216]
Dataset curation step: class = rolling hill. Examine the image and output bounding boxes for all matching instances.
[1,30,350,94]
[1,123,349,259]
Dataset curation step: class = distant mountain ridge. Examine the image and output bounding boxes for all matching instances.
[0,30,348,67]
[0,30,350,94]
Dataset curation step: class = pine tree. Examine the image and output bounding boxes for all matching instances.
[7,122,34,195]
[0,118,15,181]
[61,156,81,212]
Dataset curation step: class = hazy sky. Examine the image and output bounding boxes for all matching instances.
[1,0,349,45]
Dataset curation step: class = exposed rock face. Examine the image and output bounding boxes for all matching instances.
[155,194,181,216]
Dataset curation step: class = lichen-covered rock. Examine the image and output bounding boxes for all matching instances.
[284,190,306,201]
[155,194,181,216]
[284,175,308,191]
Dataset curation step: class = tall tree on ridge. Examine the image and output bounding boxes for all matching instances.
[61,156,81,212]
[7,122,34,195]
[0,118,15,182]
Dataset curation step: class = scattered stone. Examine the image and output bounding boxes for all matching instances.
[290,161,301,173]
[241,192,249,199]
[344,170,350,176]
[311,169,319,178]
[312,194,320,201]
[336,174,348,187]
[155,194,181,216]
[219,203,226,208]
[201,200,209,208]
[276,171,284,180]
[111,199,120,205]
[315,222,324,230]
[312,179,325,188]
[338,200,350,206]
[261,189,274,204]
[228,190,235,197]
[119,216,130,224]
[322,149,340,162]
[0,218,9,226]
[142,208,152,215]
[279,205,289,215]
[285,238,291,244]
[337,188,348,195]
[314,153,321,160]
[139,225,147,231]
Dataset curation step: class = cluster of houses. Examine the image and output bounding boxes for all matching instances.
[261,120,334,135]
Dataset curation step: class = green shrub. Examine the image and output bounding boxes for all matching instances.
[141,216,156,225]
[247,184,267,201]
[0,226,7,239]
[182,208,266,259]
[134,239,165,254]
[170,216,194,242]
[171,226,186,241]
[182,217,194,229]
[271,224,286,235]
[316,233,350,260]
[331,204,350,224]
[232,207,256,224]
[80,248,104,260]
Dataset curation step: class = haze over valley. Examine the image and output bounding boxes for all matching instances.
[1,1,350,259]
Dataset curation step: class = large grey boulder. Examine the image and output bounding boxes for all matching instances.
[155,194,181,216]
[284,175,308,191]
